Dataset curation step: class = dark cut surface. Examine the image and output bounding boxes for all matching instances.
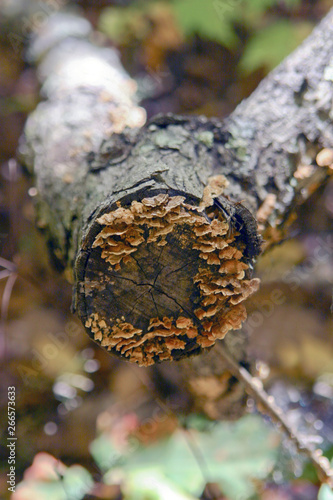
[79,191,260,366]
[84,225,201,331]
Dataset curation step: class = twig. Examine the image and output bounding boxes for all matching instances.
[214,342,333,488]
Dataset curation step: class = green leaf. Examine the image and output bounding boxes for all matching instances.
[239,0,302,29]
[124,469,197,500]
[172,0,238,48]
[62,466,94,500]
[319,484,333,500]
[242,0,280,14]
[239,20,313,73]
[242,0,300,15]
[89,434,124,471]
[193,415,278,499]
[93,414,279,500]
[123,430,204,493]
[172,0,302,40]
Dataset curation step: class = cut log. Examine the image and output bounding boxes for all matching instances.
[20,9,333,366]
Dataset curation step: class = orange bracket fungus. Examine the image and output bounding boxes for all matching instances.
[77,182,261,367]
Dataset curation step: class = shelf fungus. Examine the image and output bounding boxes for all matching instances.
[79,190,261,367]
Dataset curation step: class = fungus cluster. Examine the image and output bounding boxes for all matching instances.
[85,192,260,366]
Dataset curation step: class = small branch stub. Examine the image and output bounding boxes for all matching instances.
[78,182,261,367]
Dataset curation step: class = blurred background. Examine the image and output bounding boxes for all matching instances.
[0,0,333,499]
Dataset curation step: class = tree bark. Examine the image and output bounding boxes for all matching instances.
[20,10,333,370]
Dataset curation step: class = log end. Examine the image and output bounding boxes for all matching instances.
[76,191,261,366]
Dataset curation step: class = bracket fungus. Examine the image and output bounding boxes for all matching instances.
[78,187,261,367]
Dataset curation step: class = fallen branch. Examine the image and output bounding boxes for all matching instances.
[19,9,333,366]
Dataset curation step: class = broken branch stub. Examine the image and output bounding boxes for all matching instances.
[76,182,261,367]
